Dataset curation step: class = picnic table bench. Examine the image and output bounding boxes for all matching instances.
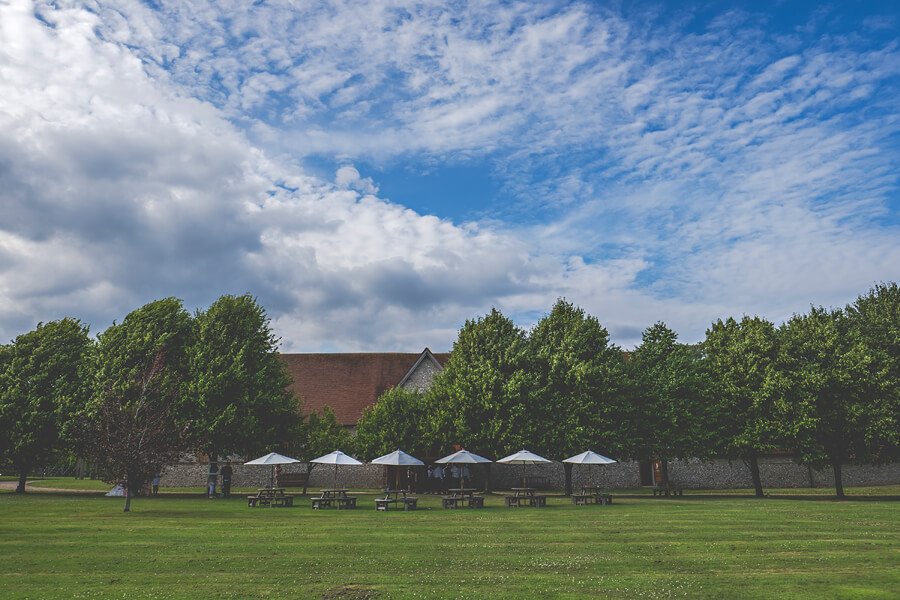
[441,488,484,509]
[572,486,613,505]
[441,495,485,508]
[653,481,684,497]
[247,488,294,507]
[505,488,546,507]
[311,489,357,509]
[375,490,419,511]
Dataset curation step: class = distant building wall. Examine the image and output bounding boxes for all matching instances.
[161,457,900,490]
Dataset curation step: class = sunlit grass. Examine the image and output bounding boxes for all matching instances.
[1,484,898,599]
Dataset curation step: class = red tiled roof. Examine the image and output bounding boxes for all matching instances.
[280,351,450,426]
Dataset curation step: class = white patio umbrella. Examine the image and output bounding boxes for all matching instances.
[244,452,301,489]
[435,449,492,492]
[497,449,551,488]
[563,450,617,487]
[370,449,424,491]
[311,450,363,489]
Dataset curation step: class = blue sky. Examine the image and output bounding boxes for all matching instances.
[1,0,898,351]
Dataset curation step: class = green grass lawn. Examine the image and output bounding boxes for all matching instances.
[1,487,897,599]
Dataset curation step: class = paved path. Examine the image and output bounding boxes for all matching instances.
[0,479,102,493]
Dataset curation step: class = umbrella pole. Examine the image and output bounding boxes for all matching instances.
[523,464,527,488]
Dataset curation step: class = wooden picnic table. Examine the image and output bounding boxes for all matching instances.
[506,487,546,507]
[572,486,613,505]
[247,488,294,507]
[375,489,419,511]
[312,488,357,509]
[441,488,484,509]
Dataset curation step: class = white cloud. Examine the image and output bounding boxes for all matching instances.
[1,0,898,353]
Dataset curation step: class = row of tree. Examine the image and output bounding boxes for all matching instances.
[0,295,301,510]
[354,284,899,498]
[2,284,897,505]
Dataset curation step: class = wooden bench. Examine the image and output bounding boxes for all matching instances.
[375,498,397,511]
[653,482,683,497]
[442,496,462,509]
[311,497,333,509]
[336,496,357,509]
[277,472,309,488]
[376,497,417,511]
[572,493,612,505]
[248,493,293,507]
[467,496,484,508]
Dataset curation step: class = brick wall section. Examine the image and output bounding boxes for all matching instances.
[281,351,450,425]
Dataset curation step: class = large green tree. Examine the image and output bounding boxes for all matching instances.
[0,319,93,493]
[527,299,629,494]
[355,386,430,460]
[426,308,532,459]
[703,316,785,497]
[80,349,191,511]
[846,282,900,462]
[187,294,300,495]
[86,298,195,510]
[781,306,897,497]
[628,322,712,486]
[94,298,194,408]
[294,406,354,495]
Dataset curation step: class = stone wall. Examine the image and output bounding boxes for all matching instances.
[162,461,387,489]
[160,456,900,490]
[398,358,442,392]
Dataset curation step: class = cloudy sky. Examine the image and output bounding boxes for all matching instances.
[1,0,898,352]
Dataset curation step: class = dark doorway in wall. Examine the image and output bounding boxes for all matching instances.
[639,460,655,486]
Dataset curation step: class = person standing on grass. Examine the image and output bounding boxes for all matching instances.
[152,474,160,495]
[207,463,218,498]
[441,465,450,493]
[221,463,233,498]
[274,464,282,489]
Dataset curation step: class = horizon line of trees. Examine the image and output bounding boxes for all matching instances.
[354,283,900,498]
[0,295,305,511]
[1,283,898,506]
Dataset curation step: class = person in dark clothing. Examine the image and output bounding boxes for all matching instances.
[221,463,233,498]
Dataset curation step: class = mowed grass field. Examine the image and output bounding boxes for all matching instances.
[1,484,898,599]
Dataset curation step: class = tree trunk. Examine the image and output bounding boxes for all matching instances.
[484,464,492,493]
[743,454,764,498]
[660,460,670,487]
[16,471,27,494]
[832,458,845,499]
[563,462,573,496]
[302,463,313,496]
[123,491,131,512]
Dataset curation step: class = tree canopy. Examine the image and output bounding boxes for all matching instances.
[702,316,785,497]
[426,308,531,457]
[0,318,93,493]
[628,322,712,477]
[781,306,898,497]
[187,294,300,466]
[355,386,429,460]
